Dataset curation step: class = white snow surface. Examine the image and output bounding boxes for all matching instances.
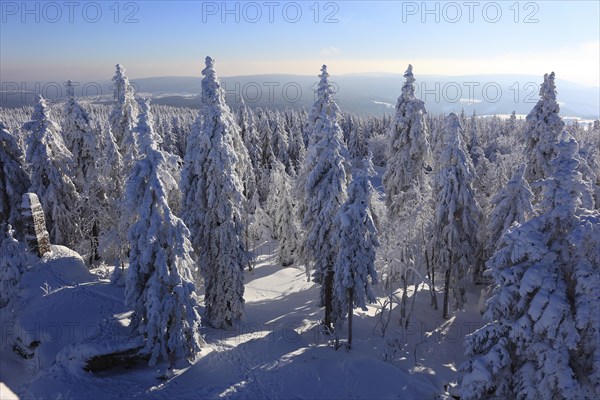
[1,243,485,399]
[0,383,18,400]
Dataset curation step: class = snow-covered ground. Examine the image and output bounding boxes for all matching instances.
[0,240,486,399]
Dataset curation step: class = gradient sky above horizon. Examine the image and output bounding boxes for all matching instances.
[1,1,599,86]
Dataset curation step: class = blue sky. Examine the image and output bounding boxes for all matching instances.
[1,1,599,86]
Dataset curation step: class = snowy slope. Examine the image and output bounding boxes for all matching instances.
[1,243,485,399]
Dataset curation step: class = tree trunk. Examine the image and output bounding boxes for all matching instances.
[431,267,438,310]
[473,244,484,284]
[323,268,334,330]
[348,288,354,350]
[89,221,99,266]
[245,220,253,272]
[401,271,408,320]
[427,246,438,310]
[443,267,451,319]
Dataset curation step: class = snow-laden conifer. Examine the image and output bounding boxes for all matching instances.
[268,161,298,267]
[461,133,599,399]
[485,164,534,254]
[287,111,307,174]
[332,166,379,345]
[0,225,30,308]
[181,57,248,328]
[62,81,106,260]
[0,120,30,240]
[524,72,564,185]
[432,113,482,318]
[271,112,291,172]
[109,64,139,171]
[237,99,261,187]
[24,96,80,248]
[125,99,202,366]
[298,65,349,328]
[383,65,432,218]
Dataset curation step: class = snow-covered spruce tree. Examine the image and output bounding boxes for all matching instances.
[256,109,275,170]
[524,72,564,186]
[571,144,599,210]
[432,113,482,319]
[157,115,176,155]
[382,64,432,219]
[265,161,283,240]
[268,161,298,267]
[255,109,276,203]
[348,116,368,162]
[0,225,31,309]
[466,112,480,161]
[566,120,600,209]
[468,114,497,214]
[125,99,202,366]
[485,164,534,255]
[248,192,273,245]
[304,65,339,147]
[237,99,261,185]
[0,120,30,241]
[507,111,518,135]
[332,167,379,347]
[170,115,186,158]
[229,108,255,204]
[286,111,307,175]
[109,64,139,171]
[567,206,600,398]
[460,133,600,400]
[271,112,291,173]
[298,65,349,329]
[134,100,182,216]
[95,123,126,265]
[62,80,94,186]
[62,81,105,261]
[296,64,343,204]
[380,65,434,314]
[24,95,81,248]
[181,57,249,329]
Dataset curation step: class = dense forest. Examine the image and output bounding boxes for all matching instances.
[1,59,599,399]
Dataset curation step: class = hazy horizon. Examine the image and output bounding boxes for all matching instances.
[2,1,599,86]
